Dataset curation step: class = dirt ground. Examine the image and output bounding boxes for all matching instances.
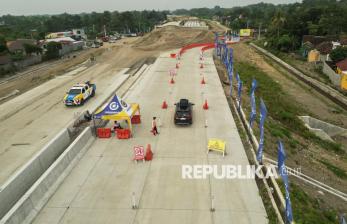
[133,26,214,51]
[232,42,347,129]
[214,43,347,213]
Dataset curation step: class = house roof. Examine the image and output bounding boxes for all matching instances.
[316,41,333,54]
[340,38,347,46]
[302,35,339,47]
[6,39,36,52]
[336,58,347,71]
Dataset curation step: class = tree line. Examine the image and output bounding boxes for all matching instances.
[0,10,168,42]
[173,0,347,52]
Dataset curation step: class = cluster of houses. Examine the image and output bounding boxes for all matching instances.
[0,29,87,75]
[302,35,347,90]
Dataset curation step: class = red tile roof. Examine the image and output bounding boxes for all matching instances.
[336,58,347,71]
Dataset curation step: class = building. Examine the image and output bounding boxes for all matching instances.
[46,29,87,41]
[6,39,37,55]
[45,31,73,39]
[72,29,87,40]
[40,37,84,56]
[316,41,333,62]
[336,58,347,75]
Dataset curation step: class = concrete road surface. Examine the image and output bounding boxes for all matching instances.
[0,62,128,185]
[33,48,267,224]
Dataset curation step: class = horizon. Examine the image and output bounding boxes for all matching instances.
[0,0,301,16]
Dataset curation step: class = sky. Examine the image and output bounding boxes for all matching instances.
[0,0,301,16]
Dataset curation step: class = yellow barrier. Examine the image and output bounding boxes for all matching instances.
[207,139,226,156]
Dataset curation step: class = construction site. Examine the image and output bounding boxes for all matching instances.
[0,13,346,224]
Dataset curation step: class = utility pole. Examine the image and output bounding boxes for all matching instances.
[104,25,107,37]
[258,23,262,40]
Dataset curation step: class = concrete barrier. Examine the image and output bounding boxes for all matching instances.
[0,127,94,224]
[0,68,130,221]
[0,128,70,220]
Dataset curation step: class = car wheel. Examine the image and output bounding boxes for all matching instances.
[91,90,95,97]
[80,99,85,105]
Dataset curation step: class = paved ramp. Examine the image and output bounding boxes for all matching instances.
[33,48,267,224]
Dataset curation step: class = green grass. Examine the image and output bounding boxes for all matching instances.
[234,61,344,154]
[319,160,347,179]
[278,181,338,224]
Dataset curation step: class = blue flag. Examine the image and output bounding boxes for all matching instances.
[229,70,233,96]
[249,79,257,128]
[256,99,267,162]
[236,73,240,83]
[278,141,294,223]
[278,141,287,178]
[237,80,243,110]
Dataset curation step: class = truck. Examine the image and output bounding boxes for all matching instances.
[63,81,96,106]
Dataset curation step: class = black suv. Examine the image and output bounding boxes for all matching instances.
[174,99,194,125]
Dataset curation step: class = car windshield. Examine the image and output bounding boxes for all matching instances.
[68,89,81,95]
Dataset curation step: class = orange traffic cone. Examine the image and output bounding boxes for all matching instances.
[201,77,206,84]
[200,63,204,69]
[203,100,209,110]
[176,63,179,69]
[162,101,168,109]
[145,144,153,161]
[170,77,175,84]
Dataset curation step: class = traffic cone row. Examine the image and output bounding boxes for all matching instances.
[203,99,209,110]
[170,77,175,84]
[176,63,179,69]
[200,63,204,69]
[162,101,168,109]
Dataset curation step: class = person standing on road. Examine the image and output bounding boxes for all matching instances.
[151,117,159,136]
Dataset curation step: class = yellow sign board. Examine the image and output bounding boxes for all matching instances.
[240,29,252,37]
[207,139,226,156]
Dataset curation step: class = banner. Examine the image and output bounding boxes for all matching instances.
[237,80,242,110]
[277,141,294,224]
[249,79,257,128]
[240,29,252,37]
[256,99,267,162]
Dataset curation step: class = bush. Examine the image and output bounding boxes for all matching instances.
[23,43,42,55]
[45,42,61,60]
[330,47,347,63]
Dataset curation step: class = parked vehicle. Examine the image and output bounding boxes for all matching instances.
[174,99,194,125]
[63,81,96,106]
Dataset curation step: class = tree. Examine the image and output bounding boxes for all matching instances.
[23,43,42,55]
[330,47,347,63]
[0,35,7,54]
[271,10,286,38]
[45,42,61,60]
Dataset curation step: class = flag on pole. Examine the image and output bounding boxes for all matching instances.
[236,73,240,83]
[237,80,243,110]
[249,79,257,128]
[256,99,267,162]
[229,69,233,96]
[278,141,294,224]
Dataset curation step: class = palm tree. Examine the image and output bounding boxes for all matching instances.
[271,11,287,38]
